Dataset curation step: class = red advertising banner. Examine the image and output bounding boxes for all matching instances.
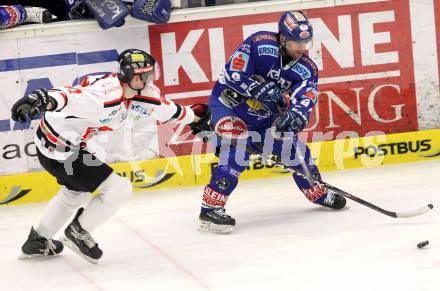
[149,0,418,157]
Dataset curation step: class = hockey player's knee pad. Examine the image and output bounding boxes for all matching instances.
[58,186,90,209]
[98,173,133,206]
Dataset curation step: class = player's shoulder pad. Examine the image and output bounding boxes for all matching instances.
[80,73,123,101]
[132,83,162,105]
[141,83,161,98]
[251,31,278,45]
[250,31,280,59]
[292,55,319,81]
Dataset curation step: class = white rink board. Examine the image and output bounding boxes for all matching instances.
[0,0,439,176]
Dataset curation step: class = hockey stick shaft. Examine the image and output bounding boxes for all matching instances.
[239,141,433,218]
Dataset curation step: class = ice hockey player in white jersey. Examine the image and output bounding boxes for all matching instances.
[11,49,211,263]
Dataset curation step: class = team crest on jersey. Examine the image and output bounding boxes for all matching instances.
[246,99,264,111]
[258,45,279,58]
[292,63,311,80]
[229,51,249,72]
[246,99,271,120]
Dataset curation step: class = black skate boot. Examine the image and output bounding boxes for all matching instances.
[62,207,103,264]
[19,227,63,260]
[321,190,346,210]
[199,208,235,234]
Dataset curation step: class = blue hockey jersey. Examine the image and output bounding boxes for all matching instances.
[211,31,319,129]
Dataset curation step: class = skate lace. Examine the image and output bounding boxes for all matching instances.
[323,191,335,206]
[214,208,229,217]
[42,239,57,256]
[72,226,97,249]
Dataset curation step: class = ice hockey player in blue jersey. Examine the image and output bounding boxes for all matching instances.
[198,11,347,233]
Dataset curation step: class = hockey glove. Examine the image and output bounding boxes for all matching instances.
[189,103,212,142]
[251,81,285,112]
[131,0,171,24]
[275,107,308,135]
[11,88,54,122]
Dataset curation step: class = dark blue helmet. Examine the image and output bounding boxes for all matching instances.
[278,11,313,45]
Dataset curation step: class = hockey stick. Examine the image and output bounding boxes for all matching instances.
[235,140,433,218]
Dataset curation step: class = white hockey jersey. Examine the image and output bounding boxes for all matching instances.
[35,73,195,160]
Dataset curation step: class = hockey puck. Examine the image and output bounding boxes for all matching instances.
[417,240,429,249]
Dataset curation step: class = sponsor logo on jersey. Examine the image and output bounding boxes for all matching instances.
[102,85,121,95]
[131,104,152,115]
[229,51,249,72]
[292,63,312,80]
[252,34,277,42]
[238,43,251,54]
[215,116,249,139]
[354,139,432,159]
[99,109,119,124]
[301,56,318,75]
[257,45,279,58]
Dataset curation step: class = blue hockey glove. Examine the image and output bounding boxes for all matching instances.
[275,107,308,135]
[251,81,284,112]
[131,0,171,23]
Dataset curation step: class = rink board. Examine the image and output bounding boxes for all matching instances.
[1,128,439,205]
[1,0,440,176]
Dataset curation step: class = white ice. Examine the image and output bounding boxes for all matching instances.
[1,160,439,291]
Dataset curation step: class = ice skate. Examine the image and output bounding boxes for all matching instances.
[321,191,347,210]
[19,227,63,260]
[199,208,235,234]
[61,208,103,264]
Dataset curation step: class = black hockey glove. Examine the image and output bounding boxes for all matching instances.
[251,81,285,112]
[11,88,54,122]
[189,103,212,142]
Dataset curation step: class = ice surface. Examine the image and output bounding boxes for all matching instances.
[1,160,439,291]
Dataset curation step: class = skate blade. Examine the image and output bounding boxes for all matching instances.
[18,253,44,260]
[60,236,99,264]
[198,220,234,234]
[18,253,59,260]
